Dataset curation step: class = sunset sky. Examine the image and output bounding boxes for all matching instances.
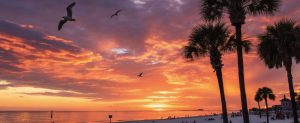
[0,0,300,111]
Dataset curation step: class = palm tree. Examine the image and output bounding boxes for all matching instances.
[257,87,276,123]
[200,1,281,122]
[184,23,251,123]
[258,19,300,123]
[255,88,263,118]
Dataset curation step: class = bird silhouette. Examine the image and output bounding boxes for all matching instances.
[58,2,76,31]
[137,72,143,77]
[111,9,122,18]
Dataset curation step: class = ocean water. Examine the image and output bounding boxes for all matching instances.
[0,110,220,123]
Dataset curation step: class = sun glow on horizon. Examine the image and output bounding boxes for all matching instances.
[143,103,171,111]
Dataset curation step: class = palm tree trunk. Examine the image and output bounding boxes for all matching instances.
[258,102,261,118]
[235,24,250,123]
[215,68,229,123]
[265,98,269,123]
[286,65,299,123]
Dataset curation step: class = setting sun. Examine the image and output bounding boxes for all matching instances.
[144,103,170,111]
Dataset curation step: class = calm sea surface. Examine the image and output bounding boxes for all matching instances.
[0,110,222,123]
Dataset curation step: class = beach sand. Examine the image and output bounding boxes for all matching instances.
[119,115,295,123]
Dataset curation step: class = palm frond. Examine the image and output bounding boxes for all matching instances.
[222,35,236,52]
[257,18,300,69]
[247,0,281,15]
[222,35,252,53]
[183,45,207,60]
[257,33,282,68]
[258,87,276,100]
[183,45,197,60]
[255,88,263,102]
[183,22,231,68]
[241,40,252,53]
[269,94,276,100]
[200,0,225,21]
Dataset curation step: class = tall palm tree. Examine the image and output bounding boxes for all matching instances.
[255,88,263,118]
[184,23,251,123]
[258,19,300,123]
[257,87,276,123]
[200,1,281,122]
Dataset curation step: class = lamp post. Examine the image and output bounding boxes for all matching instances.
[108,115,113,123]
[50,110,53,123]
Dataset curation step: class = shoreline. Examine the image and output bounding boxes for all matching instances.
[117,114,297,123]
[117,115,221,123]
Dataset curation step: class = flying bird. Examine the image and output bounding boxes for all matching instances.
[137,72,143,77]
[58,2,76,31]
[111,9,122,18]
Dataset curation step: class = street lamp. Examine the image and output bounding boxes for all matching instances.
[108,115,113,123]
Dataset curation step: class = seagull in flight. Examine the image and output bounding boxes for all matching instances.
[137,72,143,77]
[111,9,122,18]
[58,2,76,31]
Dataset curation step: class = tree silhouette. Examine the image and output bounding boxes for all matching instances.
[255,89,263,118]
[184,23,251,123]
[258,19,300,123]
[199,1,281,122]
[257,87,276,123]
